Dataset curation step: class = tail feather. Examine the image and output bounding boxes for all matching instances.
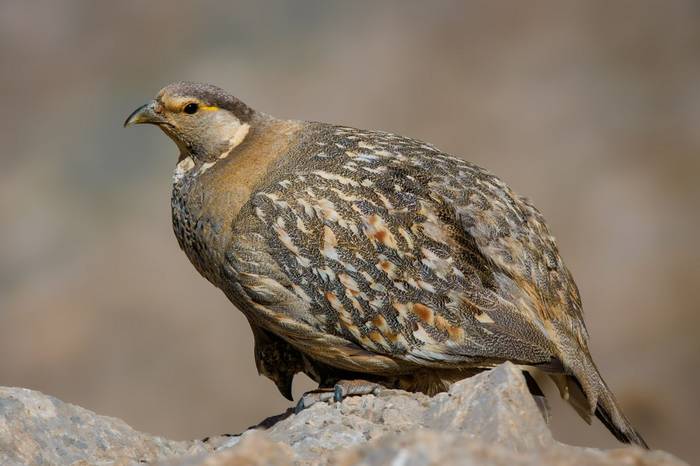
[547,372,592,423]
[595,401,648,448]
[546,324,648,448]
[593,376,649,449]
[552,370,649,449]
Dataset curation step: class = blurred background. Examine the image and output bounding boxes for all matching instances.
[1,0,698,462]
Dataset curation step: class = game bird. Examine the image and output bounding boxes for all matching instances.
[124,81,647,447]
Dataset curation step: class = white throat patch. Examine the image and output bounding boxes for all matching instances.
[219,122,250,160]
[197,121,250,175]
[173,156,195,183]
[171,121,251,182]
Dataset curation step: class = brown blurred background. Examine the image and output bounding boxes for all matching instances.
[1,0,698,462]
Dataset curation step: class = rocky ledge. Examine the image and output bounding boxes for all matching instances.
[0,362,686,466]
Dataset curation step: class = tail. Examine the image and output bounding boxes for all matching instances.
[549,361,648,449]
[593,378,648,448]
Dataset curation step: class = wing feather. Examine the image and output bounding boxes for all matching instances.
[224,125,588,372]
[220,123,645,446]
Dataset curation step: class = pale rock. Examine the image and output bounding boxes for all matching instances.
[0,363,687,466]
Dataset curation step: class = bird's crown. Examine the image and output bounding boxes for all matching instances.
[156,81,254,122]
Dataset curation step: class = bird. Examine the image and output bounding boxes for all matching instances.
[124,81,647,448]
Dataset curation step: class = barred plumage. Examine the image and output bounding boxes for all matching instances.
[126,81,647,448]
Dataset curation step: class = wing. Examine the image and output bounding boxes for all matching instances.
[225,124,586,373]
[223,124,647,446]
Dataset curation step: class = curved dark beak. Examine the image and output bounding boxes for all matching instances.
[123,101,166,127]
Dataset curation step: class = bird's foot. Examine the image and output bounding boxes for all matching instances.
[295,379,382,413]
[295,388,335,413]
[332,378,383,400]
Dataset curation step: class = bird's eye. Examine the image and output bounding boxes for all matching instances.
[183,103,199,114]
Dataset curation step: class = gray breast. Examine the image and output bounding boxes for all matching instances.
[171,175,227,284]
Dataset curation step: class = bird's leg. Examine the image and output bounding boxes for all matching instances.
[295,379,383,413]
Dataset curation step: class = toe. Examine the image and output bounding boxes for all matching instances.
[332,379,383,402]
[294,390,335,413]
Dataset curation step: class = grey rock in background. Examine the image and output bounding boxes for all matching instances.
[0,363,686,466]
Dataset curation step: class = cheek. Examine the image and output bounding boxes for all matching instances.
[211,113,245,136]
[175,117,203,137]
[206,112,230,130]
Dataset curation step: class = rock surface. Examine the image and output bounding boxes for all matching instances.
[0,363,686,466]
[0,386,208,465]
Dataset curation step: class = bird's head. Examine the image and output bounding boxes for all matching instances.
[124,81,255,162]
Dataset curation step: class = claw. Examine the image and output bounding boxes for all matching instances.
[294,389,335,414]
[333,384,345,402]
